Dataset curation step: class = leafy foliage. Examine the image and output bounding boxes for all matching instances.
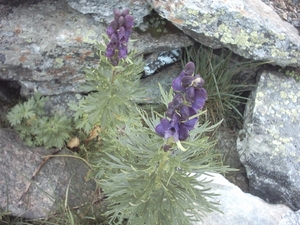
[68,42,145,134]
[97,106,229,225]
[7,93,72,148]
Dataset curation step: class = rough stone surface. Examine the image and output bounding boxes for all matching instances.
[0,0,192,98]
[65,0,152,27]
[193,173,293,225]
[279,210,300,225]
[147,0,300,67]
[0,128,101,219]
[237,71,300,210]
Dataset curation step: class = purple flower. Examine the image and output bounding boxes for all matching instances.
[105,9,134,65]
[192,88,207,111]
[155,62,207,150]
[155,113,197,142]
[118,44,128,59]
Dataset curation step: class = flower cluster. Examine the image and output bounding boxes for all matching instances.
[105,9,134,66]
[155,62,207,151]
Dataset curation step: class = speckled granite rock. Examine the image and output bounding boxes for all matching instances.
[0,0,192,98]
[0,128,101,219]
[237,71,300,210]
[65,0,152,27]
[147,0,300,67]
[193,173,293,225]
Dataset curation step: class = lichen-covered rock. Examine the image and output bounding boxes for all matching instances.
[147,0,300,67]
[65,0,152,27]
[237,71,300,210]
[0,128,101,219]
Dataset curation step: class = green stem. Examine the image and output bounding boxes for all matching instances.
[157,151,169,172]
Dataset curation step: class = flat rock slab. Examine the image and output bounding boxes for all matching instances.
[193,173,293,225]
[0,129,99,219]
[237,71,300,210]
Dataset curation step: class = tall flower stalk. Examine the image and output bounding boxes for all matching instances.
[106,9,134,66]
[69,9,144,133]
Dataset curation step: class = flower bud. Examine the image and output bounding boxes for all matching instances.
[118,16,124,26]
[113,9,122,20]
[124,14,134,28]
[122,9,130,16]
[184,62,195,76]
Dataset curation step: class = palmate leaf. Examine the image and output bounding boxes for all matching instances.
[7,104,24,126]
[38,114,73,149]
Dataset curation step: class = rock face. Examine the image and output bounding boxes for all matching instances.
[0,129,100,219]
[237,71,300,210]
[65,0,152,27]
[193,173,293,225]
[0,0,192,99]
[147,0,300,67]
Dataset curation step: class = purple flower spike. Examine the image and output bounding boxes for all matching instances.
[105,9,134,65]
[155,62,207,150]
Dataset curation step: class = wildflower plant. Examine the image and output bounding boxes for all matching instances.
[69,9,144,133]
[7,8,231,225]
[98,60,230,225]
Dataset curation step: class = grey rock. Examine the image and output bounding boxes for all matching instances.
[65,0,152,27]
[279,210,300,225]
[237,71,300,210]
[0,129,102,219]
[193,173,293,225]
[0,0,192,98]
[214,130,249,193]
[147,0,300,67]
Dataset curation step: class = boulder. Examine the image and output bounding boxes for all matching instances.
[0,0,192,98]
[0,128,101,219]
[65,0,152,27]
[147,0,300,67]
[237,71,300,210]
[193,173,293,225]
